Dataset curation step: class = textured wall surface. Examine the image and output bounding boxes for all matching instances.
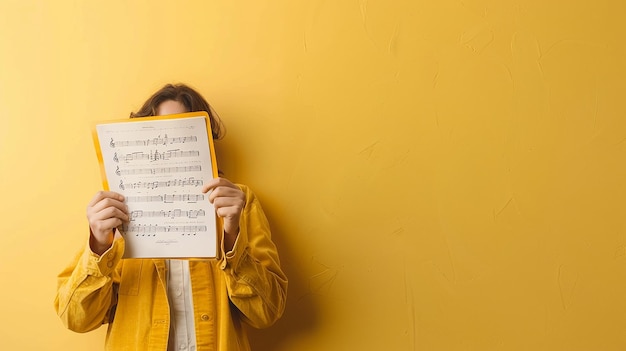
[1,1,625,350]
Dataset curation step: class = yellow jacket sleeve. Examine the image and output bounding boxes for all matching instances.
[54,237,125,333]
[219,185,288,329]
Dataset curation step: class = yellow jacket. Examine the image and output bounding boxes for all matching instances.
[55,185,287,350]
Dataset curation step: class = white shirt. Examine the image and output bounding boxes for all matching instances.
[166,259,197,351]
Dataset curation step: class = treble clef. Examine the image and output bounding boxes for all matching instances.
[119,180,125,190]
[115,166,121,176]
[113,152,119,163]
[110,138,115,148]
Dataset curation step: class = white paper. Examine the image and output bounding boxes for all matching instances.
[95,116,217,258]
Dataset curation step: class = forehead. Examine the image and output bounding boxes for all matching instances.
[156,100,188,116]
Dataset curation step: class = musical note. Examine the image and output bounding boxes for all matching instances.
[129,209,206,221]
[126,195,165,203]
[119,177,204,190]
[109,135,198,148]
[116,165,201,176]
[116,149,201,163]
[164,194,204,203]
[123,223,208,236]
[126,194,205,203]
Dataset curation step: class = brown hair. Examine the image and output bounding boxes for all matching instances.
[130,83,224,140]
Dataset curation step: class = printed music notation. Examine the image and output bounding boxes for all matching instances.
[119,177,203,190]
[125,194,205,203]
[114,149,200,163]
[115,165,201,176]
[130,209,206,220]
[95,114,218,258]
[110,134,198,148]
[123,224,208,236]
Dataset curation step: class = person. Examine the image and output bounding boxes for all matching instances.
[55,83,288,351]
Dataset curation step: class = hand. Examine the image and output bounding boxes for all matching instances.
[202,178,246,251]
[86,191,129,255]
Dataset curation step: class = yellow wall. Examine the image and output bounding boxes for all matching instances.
[1,1,625,350]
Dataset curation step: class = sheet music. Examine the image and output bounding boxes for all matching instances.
[95,115,217,258]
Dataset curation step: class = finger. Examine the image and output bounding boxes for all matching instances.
[215,205,239,219]
[90,206,130,223]
[89,196,129,215]
[202,177,237,193]
[90,217,125,235]
[215,206,243,218]
[208,186,244,204]
[212,197,245,214]
[88,191,125,208]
